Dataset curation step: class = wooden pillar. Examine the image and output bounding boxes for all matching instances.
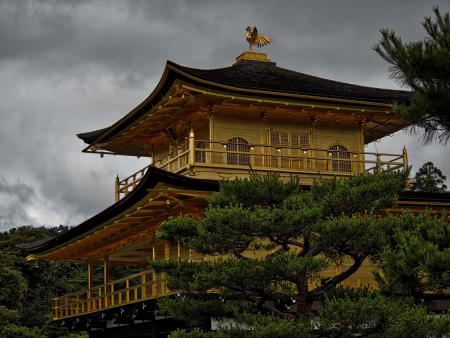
[103,255,109,307]
[87,258,94,311]
[208,113,214,164]
[103,256,109,284]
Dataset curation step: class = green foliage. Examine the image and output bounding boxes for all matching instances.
[154,172,406,324]
[411,161,448,192]
[158,297,240,327]
[319,295,450,338]
[0,324,47,338]
[0,226,89,337]
[374,7,450,144]
[376,212,450,297]
[167,296,450,337]
[0,306,20,326]
[0,266,28,309]
[169,314,312,338]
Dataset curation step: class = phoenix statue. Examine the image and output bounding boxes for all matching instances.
[245,26,273,50]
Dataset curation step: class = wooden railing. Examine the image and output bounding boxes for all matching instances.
[115,166,150,202]
[52,270,168,320]
[191,140,407,175]
[114,130,408,200]
[152,139,190,173]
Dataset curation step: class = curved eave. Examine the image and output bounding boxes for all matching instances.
[19,167,218,256]
[78,60,412,148]
[20,167,450,257]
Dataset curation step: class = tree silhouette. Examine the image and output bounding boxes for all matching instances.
[411,161,447,193]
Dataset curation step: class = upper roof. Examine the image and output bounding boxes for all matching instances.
[173,59,411,104]
[77,55,412,150]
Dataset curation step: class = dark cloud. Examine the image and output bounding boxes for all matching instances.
[0,176,37,228]
[0,0,449,229]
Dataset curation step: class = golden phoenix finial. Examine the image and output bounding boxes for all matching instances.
[245,26,272,50]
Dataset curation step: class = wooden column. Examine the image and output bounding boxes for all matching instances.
[208,113,214,164]
[103,256,110,284]
[103,255,109,307]
[87,258,94,311]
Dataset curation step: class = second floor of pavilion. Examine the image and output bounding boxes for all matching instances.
[77,51,412,199]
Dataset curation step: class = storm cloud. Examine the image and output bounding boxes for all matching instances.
[0,0,449,230]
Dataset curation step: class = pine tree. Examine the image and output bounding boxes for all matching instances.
[150,172,406,330]
[374,7,450,144]
[376,212,450,299]
[411,161,447,193]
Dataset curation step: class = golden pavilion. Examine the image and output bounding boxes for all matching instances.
[20,47,450,337]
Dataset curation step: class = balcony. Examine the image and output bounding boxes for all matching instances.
[52,270,168,320]
[115,131,408,200]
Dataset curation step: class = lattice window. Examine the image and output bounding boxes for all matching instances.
[227,137,250,165]
[300,132,310,146]
[329,144,351,172]
[269,130,310,147]
[267,130,310,169]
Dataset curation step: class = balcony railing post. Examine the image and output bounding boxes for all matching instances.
[53,298,58,320]
[188,129,195,166]
[98,287,102,309]
[115,175,120,202]
[142,273,146,299]
[376,154,382,173]
[126,280,130,302]
[64,295,68,318]
[403,146,408,171]
[76,294,80,315]
[111,283,115,306]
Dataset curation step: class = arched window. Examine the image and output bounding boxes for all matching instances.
[329,145,351,172]
[227,137,250,165]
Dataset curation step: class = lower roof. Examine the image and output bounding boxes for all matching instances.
[20,167,450,257]
[19,167,218,256]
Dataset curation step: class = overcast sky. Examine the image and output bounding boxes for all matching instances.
[0,0,449,231]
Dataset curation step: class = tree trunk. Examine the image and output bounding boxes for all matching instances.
[296,276,311,317]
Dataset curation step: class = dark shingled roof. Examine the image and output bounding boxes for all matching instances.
[77,127,110,145]
[77,59,412,146]
[174,59,412,104]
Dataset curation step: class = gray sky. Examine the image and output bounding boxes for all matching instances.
[0,0,449,230]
